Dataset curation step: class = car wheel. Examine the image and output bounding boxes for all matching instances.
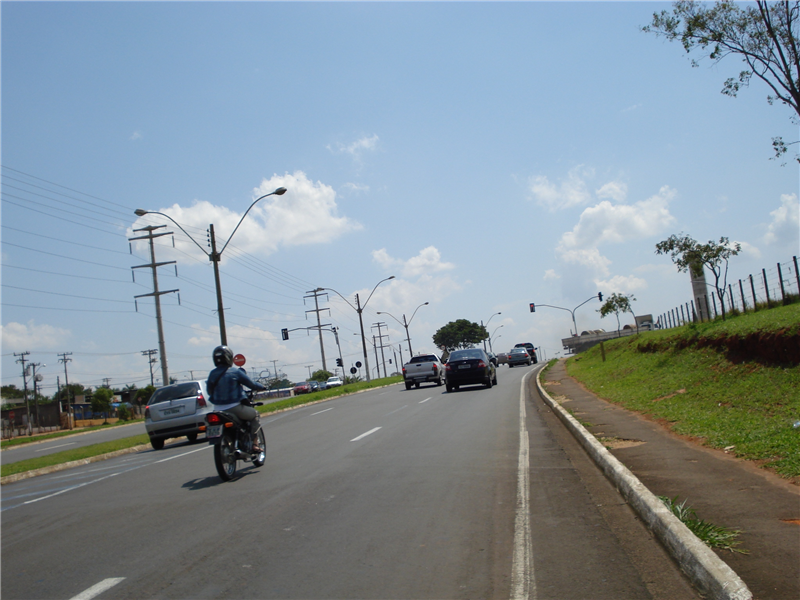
[150,438,165,450]
[509,364,514,368]
[187,433,198,443]
[405,381,412,390]
[415,382,420,389]
[446,383,453,393]
[485,375,493,389]
[436,375,443,386]
[493,371,498,385]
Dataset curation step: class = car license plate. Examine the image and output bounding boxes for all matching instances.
[163,406,182,415]
[207,425,222,438]
[458,364,471,369]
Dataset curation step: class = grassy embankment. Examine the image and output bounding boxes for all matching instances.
[0,376,403,479]
[565,303,800,481]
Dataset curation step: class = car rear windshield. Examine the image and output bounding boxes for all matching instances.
[409,355,437,363]
[149,382,201,404]
[449,350,484,361]
[510,348,527,354]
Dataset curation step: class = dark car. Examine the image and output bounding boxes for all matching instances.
[445,348,498,392]
[514,342,538,364]
[507,347,532,367]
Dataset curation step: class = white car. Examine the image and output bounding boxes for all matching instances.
[326,376,343,388]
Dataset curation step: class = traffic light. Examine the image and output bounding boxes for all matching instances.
[336,358,343,367]
[281,328,289,340]
[529,303,535,313]
[598,293,603,302]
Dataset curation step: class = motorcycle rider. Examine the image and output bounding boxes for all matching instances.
[207,345,267,453]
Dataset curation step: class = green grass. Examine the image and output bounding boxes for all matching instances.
[1,434,150,478]
[659,496,746,553]
[1,419,144,450]
[567,304,800,480]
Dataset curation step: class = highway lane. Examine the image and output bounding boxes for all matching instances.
[1,366,697,600]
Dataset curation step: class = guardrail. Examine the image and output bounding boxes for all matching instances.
[658,256,799,329]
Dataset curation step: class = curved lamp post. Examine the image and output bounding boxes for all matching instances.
[135,186,287,345]
[481,311,501,351]
[322,275,395,382]
[489,324,503,353]
[377,301,428,357]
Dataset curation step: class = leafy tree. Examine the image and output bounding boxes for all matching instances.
[644,1,800,163]
[1,384,25,399]
[432,319,488,352]
[52,383,89,404]
[91,387,115,424]
[599,293,638,335]
[134,385,156,407]
[269,378,293,390]
[309,369,332,382]
[655,233,741,319]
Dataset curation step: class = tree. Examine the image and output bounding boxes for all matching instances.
[134,385,156,407]
[599,293,638,335]
[655,233,741,319]
[91,387,115,424]
[310,369,332,382]
[432,319,488,352]
[1,384,25,399]
[644,1,800,162]
[269,378,293,390]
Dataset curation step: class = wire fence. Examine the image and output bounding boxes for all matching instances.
[657,256,800,330]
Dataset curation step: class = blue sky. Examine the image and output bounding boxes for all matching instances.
[2,1,798,393]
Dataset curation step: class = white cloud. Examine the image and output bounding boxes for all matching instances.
[543,269,560,280]
[595,274,648,294]
[596,181,628,202]
[735,240,762,260]
[341,182,370,193]
[130,131,142,141]
[130,171,362,264]
[1,320,70,349]
[372,246,455,278]
[557,186,677,258]
[529,165,594,211]
[763,193,799,248]
[327,134,380,158]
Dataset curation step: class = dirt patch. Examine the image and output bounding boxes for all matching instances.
[653,388,686,402]
[597,436,646,449]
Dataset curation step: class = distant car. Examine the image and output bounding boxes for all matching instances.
[293,381,312,395]
[514,342,538,364]
[445,348,497,392]
[507,347,532,367]
[144,380,212,450]
[495,352,509,366]
[309,381,321,392]
[326,376,343,388]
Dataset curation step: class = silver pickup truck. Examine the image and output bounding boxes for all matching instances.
[402,354,445,390]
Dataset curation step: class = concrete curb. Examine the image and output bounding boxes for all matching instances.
[535,368,752,600]
[1,444,152,485]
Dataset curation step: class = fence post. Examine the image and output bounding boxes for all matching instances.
[739,279,746,313]
[728,284,735,312]
[691,300,698,322]
[763,268,771,307]
[710,294,717,318]
[750,274,757,310]
[778,262,786,303]
[794,256,799,296]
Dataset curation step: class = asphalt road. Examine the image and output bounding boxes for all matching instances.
[1,365,698,600]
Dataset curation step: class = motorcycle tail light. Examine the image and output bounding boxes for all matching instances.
[207,413,222,425]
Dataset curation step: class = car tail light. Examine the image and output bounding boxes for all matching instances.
[196,393,207,409]
[207,413,222,425]
[402,367,407,376]
[477,360,487,368]
[445,363,452,371]
[145,407,151,419]
[432,364,438,375]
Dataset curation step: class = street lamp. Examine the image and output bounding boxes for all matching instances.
[532,294,603,337]
[135,186,287,345]
[377,301,428,357]
[322,275,395,382]
[481,312,501,351]
[489,324,503,353]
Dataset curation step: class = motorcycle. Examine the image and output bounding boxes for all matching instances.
[203,393,266,481]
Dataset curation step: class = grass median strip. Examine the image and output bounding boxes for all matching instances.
[1,434,150,478]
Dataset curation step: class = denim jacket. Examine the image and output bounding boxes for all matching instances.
[207,366,266,404]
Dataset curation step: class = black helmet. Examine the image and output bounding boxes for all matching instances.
[213,345,233,367]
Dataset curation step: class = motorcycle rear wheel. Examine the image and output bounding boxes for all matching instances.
[214,434,237,481]
[252,429,266,467]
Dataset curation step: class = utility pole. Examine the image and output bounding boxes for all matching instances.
[130,225,179,387]
[30,362,43,432]
[58,352,73,429]
[14,352,31,435]
[305,288,330,372]
[142,349,158,387]
[372,322,389,378]
[271,360,279,387]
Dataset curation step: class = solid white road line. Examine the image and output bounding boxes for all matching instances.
[35,442,76,452]
[153,445,209,463]
[69,578,125,600]
[419,397,432,404]
[510,370,536,600]
[311,407,334,416]
[350,427,382,442]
